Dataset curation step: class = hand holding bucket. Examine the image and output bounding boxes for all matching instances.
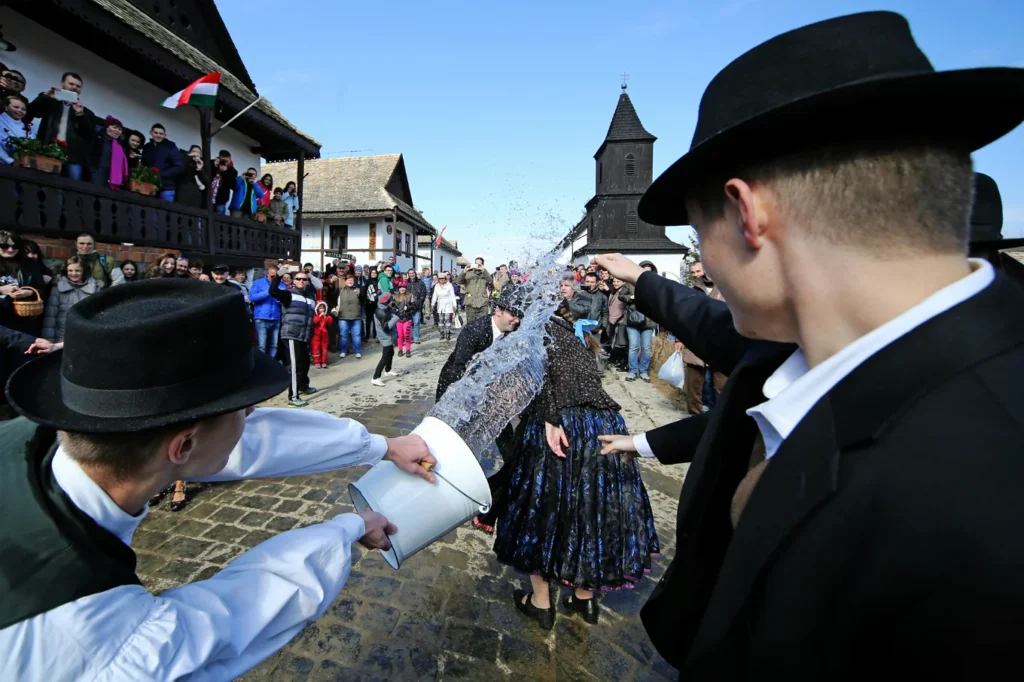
[349,417,492,569]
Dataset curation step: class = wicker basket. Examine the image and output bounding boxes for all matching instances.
[12,287,44,318]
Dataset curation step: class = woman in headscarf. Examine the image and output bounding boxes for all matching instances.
[494,298,659,631]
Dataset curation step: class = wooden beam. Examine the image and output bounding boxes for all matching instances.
[296,150,305,232]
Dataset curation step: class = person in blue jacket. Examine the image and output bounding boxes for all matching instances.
[140,123,184,202]
[230,167,265,218]
[248,264,287,358]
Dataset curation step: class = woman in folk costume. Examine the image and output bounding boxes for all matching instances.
[494,298,659,631]
[430,271,459,341]
[311,301,332,368]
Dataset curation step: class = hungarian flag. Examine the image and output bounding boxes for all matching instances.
[161,72,221,109]
[434,226,447,249]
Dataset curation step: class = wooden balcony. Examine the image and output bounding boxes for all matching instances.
[0,164,298,264]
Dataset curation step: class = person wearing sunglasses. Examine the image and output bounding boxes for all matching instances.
[0,230,48,336]
[1,70,25,95]
[229,167,265,219]
[270,267,317,407]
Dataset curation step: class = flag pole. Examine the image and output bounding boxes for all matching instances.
[211,96,264,138]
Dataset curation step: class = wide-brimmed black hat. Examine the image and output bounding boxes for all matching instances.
[970,172,1024,250]
[639,11,1024,227]
[6,279,288,433]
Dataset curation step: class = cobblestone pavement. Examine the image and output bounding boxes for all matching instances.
[138,325,688,681]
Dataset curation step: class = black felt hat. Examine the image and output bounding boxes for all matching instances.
[969,172,1024,249]
[6,279,288,433]
[639,11,1024,227]
[495,286,526,318]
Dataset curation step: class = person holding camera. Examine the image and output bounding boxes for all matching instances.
[26,71,94,182]
[229,167,265,219]
[211,150,238,215]
[458,257,491,323]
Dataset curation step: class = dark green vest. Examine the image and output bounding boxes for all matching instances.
[0,418,142,629]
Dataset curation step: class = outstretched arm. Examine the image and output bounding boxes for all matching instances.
[198,407,436,482]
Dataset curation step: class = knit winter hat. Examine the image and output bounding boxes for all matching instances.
[378,292,392,304]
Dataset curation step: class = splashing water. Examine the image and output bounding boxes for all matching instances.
[428,226,571,457]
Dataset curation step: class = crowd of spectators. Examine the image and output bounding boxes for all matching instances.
[0,67,301,227]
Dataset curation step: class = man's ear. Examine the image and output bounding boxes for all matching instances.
[724,178,769,250]
[167,424,200,466]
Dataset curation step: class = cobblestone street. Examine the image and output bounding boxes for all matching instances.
[137,326,688,681]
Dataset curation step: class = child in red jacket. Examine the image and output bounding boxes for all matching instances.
[312,301,333,368]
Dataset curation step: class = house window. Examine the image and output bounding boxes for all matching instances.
[624,153,636,176]
[626,212,638,234]
[405,233,412,254]
[396,229,402,254]
[598,162,603,184]
[329,225,348,251]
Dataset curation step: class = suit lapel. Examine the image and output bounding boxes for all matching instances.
[685,275,1024,663]
[687,398,840,660]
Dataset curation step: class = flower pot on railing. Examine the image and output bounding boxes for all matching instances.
[6,137,68,175]
[253,206,273,224]
[15,155,63,174]
[128,166,163,197]
[128,179,158,196]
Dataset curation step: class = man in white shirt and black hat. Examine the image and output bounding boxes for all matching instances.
[0,278,438,680]
[594,10,1024,679]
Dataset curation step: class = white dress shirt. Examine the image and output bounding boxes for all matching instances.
[491,318,504,344]
[747,259,994,459]
[634,260,995,461]
[0,407,388,682]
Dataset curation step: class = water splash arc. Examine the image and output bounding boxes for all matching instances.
[428,248,568,457]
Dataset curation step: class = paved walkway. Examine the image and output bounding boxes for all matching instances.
[137,326,688,681]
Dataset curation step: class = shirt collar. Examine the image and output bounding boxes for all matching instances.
[51,446,148,546]
[747,259,995,459]
[491,318,504,342]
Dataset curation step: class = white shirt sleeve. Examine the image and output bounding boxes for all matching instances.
[633,433,656,459]
[0,514,367,682]
[197,407,388,482]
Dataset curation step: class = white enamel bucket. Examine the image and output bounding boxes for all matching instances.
[349,416,491,569]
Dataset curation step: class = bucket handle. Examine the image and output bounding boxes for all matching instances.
[420,462,491,514]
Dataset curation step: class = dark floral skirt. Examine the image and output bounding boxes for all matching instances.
[494,406,660,591]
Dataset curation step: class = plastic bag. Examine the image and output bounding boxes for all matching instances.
[453,314,464,329]
[657,351,686,389]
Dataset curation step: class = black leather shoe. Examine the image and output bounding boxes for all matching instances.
[513,589,555,631]
[563,593,599,624]
[149,485,171,507]
[169,482,189,512]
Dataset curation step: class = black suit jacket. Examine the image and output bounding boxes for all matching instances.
[634,271,1024,679]
[436,315,493,401]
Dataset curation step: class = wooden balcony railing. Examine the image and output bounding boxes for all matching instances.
[0,164,298,262]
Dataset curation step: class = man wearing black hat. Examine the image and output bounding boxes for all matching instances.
[594,11,1024,678]
[0,280,438,680]
[210,262,246,297]
[436,287,524,532]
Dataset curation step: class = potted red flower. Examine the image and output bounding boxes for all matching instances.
[129,166,161,196]
[6,137,67,174]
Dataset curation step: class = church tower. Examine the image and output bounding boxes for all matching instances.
[570,84,688,269]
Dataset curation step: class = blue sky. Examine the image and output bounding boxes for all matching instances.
[220,0,1024,262]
